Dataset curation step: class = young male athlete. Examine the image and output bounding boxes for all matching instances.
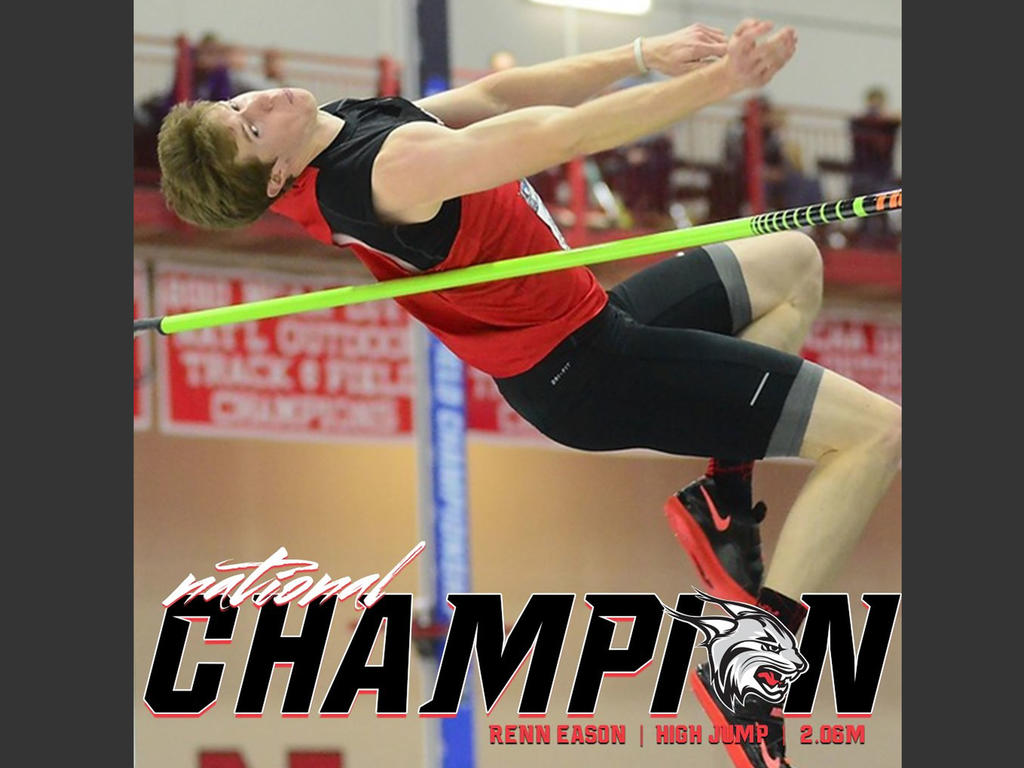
[157,20,901,767]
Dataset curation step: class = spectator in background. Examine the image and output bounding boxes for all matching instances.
[262,48,286,86]
[226,44,288,91]
[850,86,900,194]
[191,33,234,101]
[850,86,900,243]
[724,96,822,215]
[175,33,278,104]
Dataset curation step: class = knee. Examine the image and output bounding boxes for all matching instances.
[806,390,901,468]
[863,401,902,468]
[768,231,822,312]
[790,232,823,312]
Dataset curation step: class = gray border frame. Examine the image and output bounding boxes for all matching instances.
[13,2,133,764]
[905,5,991,764]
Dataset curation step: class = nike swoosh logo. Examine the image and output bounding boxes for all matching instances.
[701,485,730,531]
[760,741,782,768]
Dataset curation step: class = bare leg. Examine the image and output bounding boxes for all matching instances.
[718,232,900,594]
[763,369,902,594]
[726,230,824,353]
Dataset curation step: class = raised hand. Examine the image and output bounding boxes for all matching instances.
[722,19,797,91]
[643,24,729,76]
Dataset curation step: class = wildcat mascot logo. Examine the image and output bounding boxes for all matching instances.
[663,590,808,712]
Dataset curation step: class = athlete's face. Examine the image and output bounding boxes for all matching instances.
[210,88,319,191]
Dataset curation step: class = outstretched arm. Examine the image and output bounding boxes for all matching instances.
[415,23,728,128]
[377,21,795,223]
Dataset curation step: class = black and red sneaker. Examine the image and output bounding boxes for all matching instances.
[664,476,765,603]
[692,663,793,768]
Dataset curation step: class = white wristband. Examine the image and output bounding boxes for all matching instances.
[633,36,649,75]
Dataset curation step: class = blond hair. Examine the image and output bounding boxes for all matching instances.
[157,101,277,229]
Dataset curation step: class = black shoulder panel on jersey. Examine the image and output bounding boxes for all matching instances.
[311,97,460,271]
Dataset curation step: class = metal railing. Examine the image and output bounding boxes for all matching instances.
[133,34,391,107]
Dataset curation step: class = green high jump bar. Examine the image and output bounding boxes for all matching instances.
[134,188,901,335]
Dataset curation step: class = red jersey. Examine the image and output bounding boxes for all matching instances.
[270,96,607,378]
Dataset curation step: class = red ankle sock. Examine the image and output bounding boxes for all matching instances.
[706,459,754,509]
[707,458,754,480]
[757,587,807,634]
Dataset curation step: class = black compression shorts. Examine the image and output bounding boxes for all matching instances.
[494,244,823,460]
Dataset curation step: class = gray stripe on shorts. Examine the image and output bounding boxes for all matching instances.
[705,243,752,333]
[765,362,825,458]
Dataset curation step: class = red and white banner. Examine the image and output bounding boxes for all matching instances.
[155,264,414,441]
[134,263,153,431]
[801,308,902,404]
